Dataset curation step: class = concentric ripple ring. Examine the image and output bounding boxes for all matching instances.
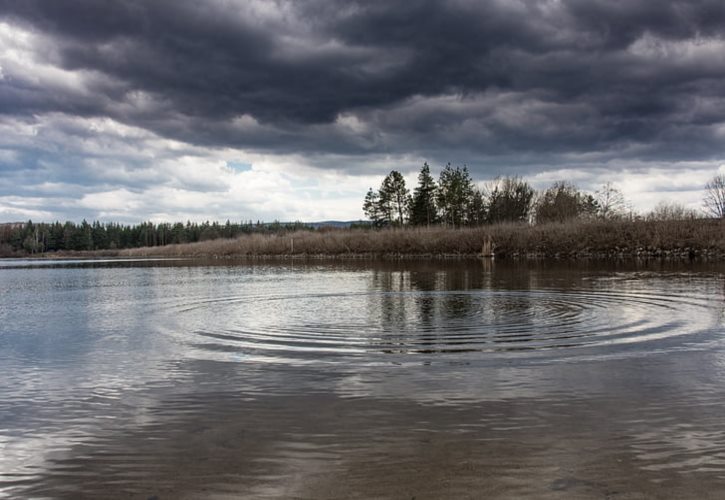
[158,288,719,363]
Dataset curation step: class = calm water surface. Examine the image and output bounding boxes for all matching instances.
[1,259,724,499]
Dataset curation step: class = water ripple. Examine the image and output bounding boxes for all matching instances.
[160,288,721,363]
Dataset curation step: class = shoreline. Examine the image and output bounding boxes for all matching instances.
[4,218,725,262]
[8,248,725,263]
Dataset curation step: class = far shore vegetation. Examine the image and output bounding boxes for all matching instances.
[1,165,724,260]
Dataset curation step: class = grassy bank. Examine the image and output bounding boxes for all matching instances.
[107,218,725,260]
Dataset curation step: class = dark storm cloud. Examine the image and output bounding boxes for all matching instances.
[2,0,725,173]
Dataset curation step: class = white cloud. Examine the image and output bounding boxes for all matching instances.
[0,105,722,224]
[0,196,55,221]
[79,189,142,213]
[528,162,719,214]
[0,112,378,222]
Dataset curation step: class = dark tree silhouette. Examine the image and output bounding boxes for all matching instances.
[409,163,439,226]
[437,164,474,228]
[485,176,534,224]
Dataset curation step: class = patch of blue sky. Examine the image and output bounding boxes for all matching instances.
[226,160,252,172]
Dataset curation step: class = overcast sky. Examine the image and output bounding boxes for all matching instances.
[1,0,724,223]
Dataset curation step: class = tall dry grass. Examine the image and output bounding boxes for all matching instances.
[116,218,725,259]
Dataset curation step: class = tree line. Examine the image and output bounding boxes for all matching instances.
[363,163,633,228]
[2,167,723,257]
[0,219,312,256]
[363,164,725,228]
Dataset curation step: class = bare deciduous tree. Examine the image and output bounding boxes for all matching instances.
[647,201,699,221]
[703,174,725,218]
[595,182,627,219]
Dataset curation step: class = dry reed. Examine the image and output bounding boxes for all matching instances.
[114,218,725,260]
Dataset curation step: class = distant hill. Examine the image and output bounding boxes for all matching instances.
[306,220,367,229]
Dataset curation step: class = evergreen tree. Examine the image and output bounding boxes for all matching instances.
[409,162,439,226]
[379,170,410,226]
[376,183,394,225]
[80,220,94,250]
[363,188,384,227]
[171,222,187,243]
[437,164,474,227]
[467,188,487,226]
[92,221,108,249]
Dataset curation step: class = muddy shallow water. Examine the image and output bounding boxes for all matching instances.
[1,259,724,498]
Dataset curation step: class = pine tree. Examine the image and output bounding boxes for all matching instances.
[363,188,384,227]
[379,170,409,226]
[437,164,474,227]
[410,163,438,226]
[467,188,486,226]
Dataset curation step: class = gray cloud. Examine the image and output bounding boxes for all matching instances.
[1,0,725,221]
[1,2,724,158]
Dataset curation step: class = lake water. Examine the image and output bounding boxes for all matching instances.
[1,258,724,499]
